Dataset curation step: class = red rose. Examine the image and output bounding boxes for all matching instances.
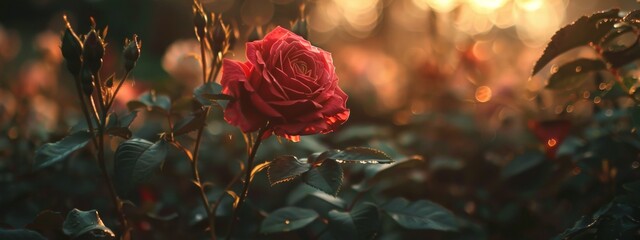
[221,26,349,141]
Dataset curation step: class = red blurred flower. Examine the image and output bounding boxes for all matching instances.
[221,26,349,141]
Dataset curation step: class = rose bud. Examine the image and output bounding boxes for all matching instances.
[80,67,95,95]
[61,16,83,75]
[123,34,141,72]
[82,27,105,74]
[193,1,208,40]
[228,23,239,50]
[221,27,350,142]
[291,18,308,40]
[210,15,228,56]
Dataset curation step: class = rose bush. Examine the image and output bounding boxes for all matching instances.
[221,26,349,141]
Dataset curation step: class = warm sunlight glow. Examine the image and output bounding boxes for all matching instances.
[470,0,508,13]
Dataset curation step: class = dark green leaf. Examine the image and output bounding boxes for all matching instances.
[501,150,545,179]
[35,130,92,169]
[602,37,640,68]
[26,210,63,235]
[128,91,171,113]
[62,209,114,238]
[267,155,310,185]
[532,9,620,75]
[260,207,319,234]
[173,108,207,136]
[114,138,168,195]
[0,229,47,240]
[327,203,380,240]
[302,159,343,196]
[546,59,606,90]
[105,111,138,139]
[327,147,393,164]
[382,197,458,231]
[194,81,226,107]
[365,157,427,186]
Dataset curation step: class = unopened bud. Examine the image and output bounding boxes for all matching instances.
[123,34,141,72]
[82,25,105,74]
[61,16,83,75]
[193,1,208,40]
[80,67,95,95]
[210,15,228,55]
[292,18,308,40]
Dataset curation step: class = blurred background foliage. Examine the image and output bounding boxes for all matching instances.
[2,0,640,239]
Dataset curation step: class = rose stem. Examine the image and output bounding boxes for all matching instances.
[105,70,131,111]
[200,39,208,85]
[73,73,98,149]
[189,106,217,240]
[94,72,128,236]
[226,126,269,239]
[188,32,219,239]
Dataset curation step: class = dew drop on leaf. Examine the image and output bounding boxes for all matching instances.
[598,83,608,90]
[566,104,574,113]
[605,109,614,117]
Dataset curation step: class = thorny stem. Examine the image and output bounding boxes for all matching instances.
[226,126,269,239]
[191,106,217,240]
[105,70,131,111]
[73,75,98,149]
[200,40,208,84]
[94,71,128,237]
[210,168,243,238]
[210,59,223,83]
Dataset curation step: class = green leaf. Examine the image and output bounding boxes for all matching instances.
[62,209,114,238]
[327,203,380,240]
[173,108,207,136]
[267,155,310,185]
[26,210,64,235]
[501,150,545,179]
[114,138,168,195]
[365,157,427,186]
[128,91,171,113]
[382,197,458,231]
[0,229,47,240]
[260,207,319,234]
[599,23,640,68]
[35,130,93,169]
[327,147,394,164]
[194,81,227,107]
[532,9,620,75]
[105,111,138,139]
[302,159,343,196]
[546,59,606,90]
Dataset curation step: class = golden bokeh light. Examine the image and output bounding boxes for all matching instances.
[475,86,493,103]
